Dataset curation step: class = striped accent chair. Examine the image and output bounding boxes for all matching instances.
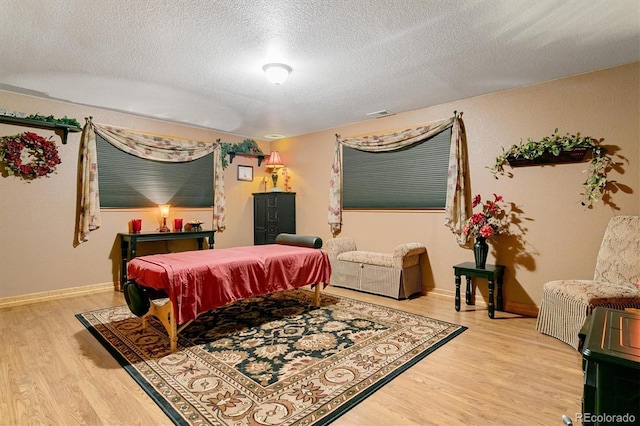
[535,215,640,349]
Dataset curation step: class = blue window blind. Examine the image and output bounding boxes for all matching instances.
[96,134,213,208]
[342,127,451,209]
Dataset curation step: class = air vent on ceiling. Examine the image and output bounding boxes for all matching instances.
[365,109,394,118]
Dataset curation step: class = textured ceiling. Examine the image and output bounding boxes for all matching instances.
[0,0,638,139]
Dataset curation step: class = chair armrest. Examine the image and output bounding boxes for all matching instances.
[325,238,357,261]
[392,243,426,268]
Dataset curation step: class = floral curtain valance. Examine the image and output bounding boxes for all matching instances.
[94,123,219,162]
[328,115,469,244]
[77,120,226,243]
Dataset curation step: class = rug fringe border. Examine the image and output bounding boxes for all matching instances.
[76,292,467,426]
[75,313,190,426]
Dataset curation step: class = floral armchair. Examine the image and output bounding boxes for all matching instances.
[535,215,640,349]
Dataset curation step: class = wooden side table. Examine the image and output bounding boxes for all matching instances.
[119,230,215,288]
[453,262,505,318]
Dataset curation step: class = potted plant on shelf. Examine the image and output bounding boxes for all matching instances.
[220,139,264,168]
[488,129,613,206]
[231,139,263,155]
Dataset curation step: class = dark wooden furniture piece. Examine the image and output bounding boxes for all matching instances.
[580,307,639,425]
[453,262,505,319]
[253,192,296,245]
[119,230,215,288]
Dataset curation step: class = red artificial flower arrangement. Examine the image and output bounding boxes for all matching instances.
[462,193,508,240]
[1,132,61,179]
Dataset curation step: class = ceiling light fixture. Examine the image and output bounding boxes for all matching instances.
[263,63,292,85]
[264,133,286,140]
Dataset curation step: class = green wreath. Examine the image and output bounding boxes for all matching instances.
[1,132,61,179]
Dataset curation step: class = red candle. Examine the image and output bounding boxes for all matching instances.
[132,219,142,233]
[174,218,183,232]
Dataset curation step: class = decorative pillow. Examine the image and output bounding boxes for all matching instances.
[275,233,323,249]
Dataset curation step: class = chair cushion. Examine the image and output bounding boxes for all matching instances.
[337,250,395,268]
[544,279,640,305]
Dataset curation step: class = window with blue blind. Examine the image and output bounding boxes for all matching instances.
[96,134,214,208]
[342,127,451,209]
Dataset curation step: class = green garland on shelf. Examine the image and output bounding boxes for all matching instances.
[489,129,613,206]
[25,113,81,128]
[220,139,263,168]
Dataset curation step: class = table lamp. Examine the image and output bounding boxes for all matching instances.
[265,151,284,191]
[159,204,171,232]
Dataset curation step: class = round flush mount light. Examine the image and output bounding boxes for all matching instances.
[263,63,292,85]
[264,133,286,140]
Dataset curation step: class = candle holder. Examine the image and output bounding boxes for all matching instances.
[131,219,142,233]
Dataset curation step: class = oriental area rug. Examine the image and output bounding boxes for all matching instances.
[76,290,465,426]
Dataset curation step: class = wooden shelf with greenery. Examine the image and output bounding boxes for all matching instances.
[220,139,265,168]
[0,115,81,144]
[505,146,589,167]
[228,151,266,166]
[489,129,613,206]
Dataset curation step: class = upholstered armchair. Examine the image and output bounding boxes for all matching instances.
[535,215,640,349]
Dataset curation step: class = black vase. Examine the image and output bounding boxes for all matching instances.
[474,237,489,269]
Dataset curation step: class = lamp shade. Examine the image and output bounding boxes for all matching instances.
[159,204,171,218]
[263,63,292,85]
[265,151,284,169]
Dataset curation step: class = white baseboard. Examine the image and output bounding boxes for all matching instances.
[425,287,487,307]
[425,287,538,317]
[0,282,115,309]
[0,282,540,317]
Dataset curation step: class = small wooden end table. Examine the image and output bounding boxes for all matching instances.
[453,262,505,319]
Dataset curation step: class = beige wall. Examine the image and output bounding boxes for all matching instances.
[1,63,638,314]
[0,92,270,298]
[274,62,640,314]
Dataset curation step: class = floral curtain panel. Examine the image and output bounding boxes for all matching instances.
[77,120,226,243]
[328,115,469,244]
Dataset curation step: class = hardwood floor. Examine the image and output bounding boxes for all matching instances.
[0,286,584,425]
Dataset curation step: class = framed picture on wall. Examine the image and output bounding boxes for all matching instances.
[237,165,253,182]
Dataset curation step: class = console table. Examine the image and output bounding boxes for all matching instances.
[453,262,505,319]
[119,230,215,288]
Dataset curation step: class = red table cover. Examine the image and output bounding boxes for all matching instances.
[127,244,331,324]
